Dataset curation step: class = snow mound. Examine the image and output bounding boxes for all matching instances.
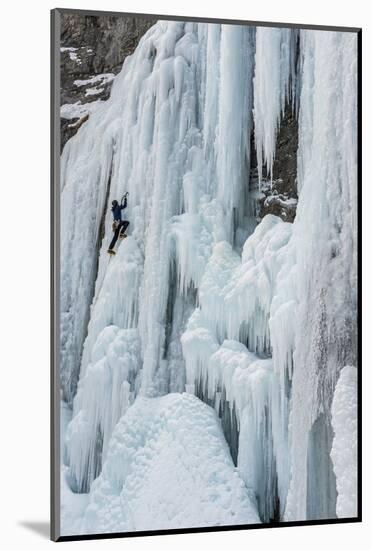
[331,366,358,518]
[81,393,260,534]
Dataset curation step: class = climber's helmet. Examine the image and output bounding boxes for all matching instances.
[112,200,118,208]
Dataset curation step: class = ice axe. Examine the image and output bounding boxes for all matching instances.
[121,191,129,204]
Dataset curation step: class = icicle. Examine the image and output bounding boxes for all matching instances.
[253,27,297,183]
[216,25,254,233]
[65,328,141,492]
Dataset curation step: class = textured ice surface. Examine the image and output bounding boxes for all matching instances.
[66,327,141,493]
[60,401,89,535]
[60,20,256,404]
[331,366,357,518]
[283,30,358,521]
[81,393,260,534]
[60,19,358,531]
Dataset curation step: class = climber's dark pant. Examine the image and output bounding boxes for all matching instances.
[109,221,129,251]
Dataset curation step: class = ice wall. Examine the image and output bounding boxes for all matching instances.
[182,29,357,521]
[181,215,293,521]
[62,20,256,495]
[60,117,119,402]
[283,30,358,520]
[330,366,358,518]
[61,19,358,529]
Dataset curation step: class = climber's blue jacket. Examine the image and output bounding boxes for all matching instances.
[112,199,127,221]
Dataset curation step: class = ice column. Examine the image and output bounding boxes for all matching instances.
[253,27,298,182]
[284,30,357,520]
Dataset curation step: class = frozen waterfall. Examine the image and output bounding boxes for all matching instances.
[60,20,358,534]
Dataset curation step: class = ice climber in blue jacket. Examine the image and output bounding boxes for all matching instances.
[107,193,129,255]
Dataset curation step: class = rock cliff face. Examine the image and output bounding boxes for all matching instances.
[60,13,156,151]
[251,104,299,224]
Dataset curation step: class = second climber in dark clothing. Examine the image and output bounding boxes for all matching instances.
[107,194,130,255]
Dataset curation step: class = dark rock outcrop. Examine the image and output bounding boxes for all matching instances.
[60,13,156,151]
[251,103,299,224]
[272,107,298,199]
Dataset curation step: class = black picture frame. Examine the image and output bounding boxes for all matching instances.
[51,8,362,542]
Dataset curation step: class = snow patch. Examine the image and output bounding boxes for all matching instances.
[74,73,116,87]
[85,87,105,97]
[60,100,103,120]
